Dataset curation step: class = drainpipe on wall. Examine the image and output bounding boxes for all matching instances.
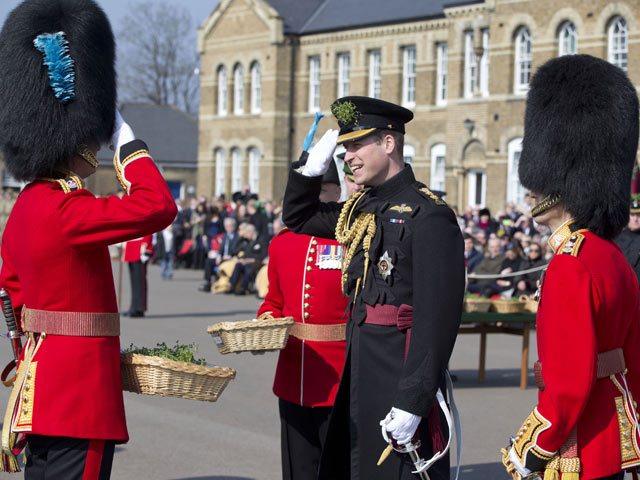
[287,35,298,165]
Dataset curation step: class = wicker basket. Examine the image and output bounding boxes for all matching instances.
[121,353,236,402]
[463,298,493,313]
[519,295,539,313]
[491,299,526,314]
[207,314,295,354]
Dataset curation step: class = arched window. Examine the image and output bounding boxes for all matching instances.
[558,22,577,56]
[233,64,244,114]
[231,147,242,193]
[217,66,227,116]
[463,31,476,99]
[514,27,532,94]
[507,138,526,206]
[403,144,415,166]
[250,61,261,113]
[608,16,628,72]
[430,144,446,192]
[215,148,226,196]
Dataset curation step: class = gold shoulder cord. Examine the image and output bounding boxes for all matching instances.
[335,189,376,299]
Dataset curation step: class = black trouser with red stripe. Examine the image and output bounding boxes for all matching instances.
[25,435,115,480]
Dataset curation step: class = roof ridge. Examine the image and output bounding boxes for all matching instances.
[299,0,331,33]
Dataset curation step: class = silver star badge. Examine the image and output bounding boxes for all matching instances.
[377,251,394,280]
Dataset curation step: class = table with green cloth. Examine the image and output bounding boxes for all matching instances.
[459,312,537,389]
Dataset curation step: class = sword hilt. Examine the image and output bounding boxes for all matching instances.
[0,289,19,336]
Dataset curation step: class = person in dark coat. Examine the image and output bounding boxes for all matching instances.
[226,223,268,295]
[282,96,464,480]
[513,242,547,297]
[199,217,241,292]
[463,233,483,273]
[615,195,640,285]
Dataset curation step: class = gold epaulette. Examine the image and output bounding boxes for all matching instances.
[560,232,585,257]
[418,186,446,206]
[55,175,84,194]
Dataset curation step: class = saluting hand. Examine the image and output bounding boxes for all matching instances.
[302,129,338,177]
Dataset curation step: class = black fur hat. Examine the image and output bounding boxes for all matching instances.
[0,0,116,181]
[518,54,639,240]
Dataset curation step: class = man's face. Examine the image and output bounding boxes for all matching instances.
[629,213,640,231]
[344,174,364,196]
[224,220,236,233]
[464,238,475,252]
[488,239,501,256]
[319,182,341,203]
[344,135,395,187]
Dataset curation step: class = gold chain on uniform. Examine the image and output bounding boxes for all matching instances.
[335,189,376,298]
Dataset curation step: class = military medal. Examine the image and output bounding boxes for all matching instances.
[317,244,343,269]
[377,251,394,280]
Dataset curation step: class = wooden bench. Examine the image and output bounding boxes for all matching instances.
[459,312,537,389]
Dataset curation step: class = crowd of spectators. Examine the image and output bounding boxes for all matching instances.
[152,185,552,300]
[152,186,284,296]
[454,200,552,299]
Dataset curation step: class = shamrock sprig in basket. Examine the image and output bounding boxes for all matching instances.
[207,312,295,354]
[121,342,236,402]
[463,293,493,313]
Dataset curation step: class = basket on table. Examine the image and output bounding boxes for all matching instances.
[519,295,539,313]
[121,353,236,402]
[491,298,526,314]
[463,297,493,313]
[207,312,295,354]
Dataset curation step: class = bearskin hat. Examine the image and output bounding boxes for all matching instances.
[518,54,639,240]
[0,0,116,181]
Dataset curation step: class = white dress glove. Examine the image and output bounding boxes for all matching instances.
[111,110,136,152]
[508,447,533,478]
[301,129,338,177]
[380,407,421,445]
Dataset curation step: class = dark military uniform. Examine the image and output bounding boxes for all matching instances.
[615,228,640,284]
[283,162,464,479]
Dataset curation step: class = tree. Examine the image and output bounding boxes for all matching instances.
[117,1,200,114]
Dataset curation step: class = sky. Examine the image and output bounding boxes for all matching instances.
[0,0,219,39]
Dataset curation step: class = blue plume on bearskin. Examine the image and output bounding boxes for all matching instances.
[33,32,76,104]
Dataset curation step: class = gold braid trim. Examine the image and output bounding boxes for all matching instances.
[335,190,377,298]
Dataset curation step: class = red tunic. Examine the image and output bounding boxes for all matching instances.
[123,235,153,263]
[258,230,348,407]
[510,223,640,479]
[0,141,176,442]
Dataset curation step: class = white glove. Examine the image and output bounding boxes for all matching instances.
[110,110,136,151]
[380,407,421,445]
[508,447,533,478]
[301,129,338,177]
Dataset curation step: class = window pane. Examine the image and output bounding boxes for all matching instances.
[436,43,448,105]
[338,53,350,97]
[231,148,242,193]
[249,148,260,194]
[609,17,628,72]
[218,66,227,116]
[514,28,531,94]
[308,56,320,112]
[464,31,476,98]
[215,149,226,196]
[403,46,416,106]
[251,62,261,113]
[369,50,381,99]
[559,22,577,56]
[234,64,244,114]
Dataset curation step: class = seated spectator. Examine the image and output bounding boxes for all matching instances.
[477,208,499,235]
[467,237,506,297]
[226,223,268,295]
[515,214,538,236]
[464,233,483,273]
[199,217,241,292]
[513,242,547,297]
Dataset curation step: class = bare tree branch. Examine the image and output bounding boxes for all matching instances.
[117,1,200,114]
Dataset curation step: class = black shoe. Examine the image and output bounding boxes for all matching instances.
[234,289,247,296]
[198,284,211,292]
[130,311,144,318]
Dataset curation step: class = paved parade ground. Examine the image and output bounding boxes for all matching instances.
[0,262,542,480]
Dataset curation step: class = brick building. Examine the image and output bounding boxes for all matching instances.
[197,0,639,212]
